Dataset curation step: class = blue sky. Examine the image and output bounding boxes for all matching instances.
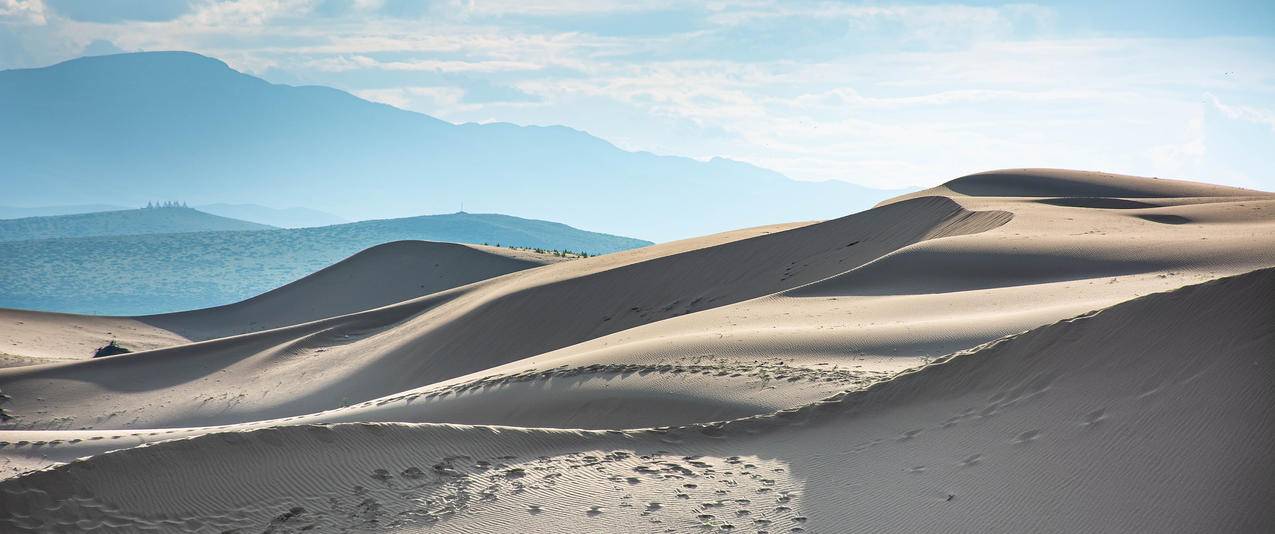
[2,0,1273,190]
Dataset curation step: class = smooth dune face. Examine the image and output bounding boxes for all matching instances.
[882,167,1266,204]
[0,169,1272,532]
[0,196,1010,432]
[136,241,566,341]
[0,241,559,367]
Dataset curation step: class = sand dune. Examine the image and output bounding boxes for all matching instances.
[0,196,1010,432]
[0,310,187,368]
[885,167,1265,203]
[139,241,563,341]
[0,241,557,367]
[1,267,1270,532]
[0,169,1271,532]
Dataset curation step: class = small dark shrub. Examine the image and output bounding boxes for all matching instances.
[93,340,132,358]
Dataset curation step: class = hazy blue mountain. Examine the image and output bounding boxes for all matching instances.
[0,211,650,315]
[0,204,129,219]
[0,205,274,242]
[195,203,347,228]
[0,51,903,242]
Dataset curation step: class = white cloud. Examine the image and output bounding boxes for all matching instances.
[0,0,47,25]
[789,87,1119,110]
[708,2,1058,48]
[444,0,684,17]
[355,85,466,112]
[183,0,312,27]
[307,54,543,72]
[1207,93,1275,132]
[2,1,1273,191]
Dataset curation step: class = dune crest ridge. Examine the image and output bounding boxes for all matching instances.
[0,169,1272,532]
[0,241,559,367]
[1,267,1271,532]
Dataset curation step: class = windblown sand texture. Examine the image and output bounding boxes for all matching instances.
[1,169,1272,533]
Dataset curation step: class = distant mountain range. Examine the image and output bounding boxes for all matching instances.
[0,211,650,315]
[0,205,274,242]
[193,203,346,228]
[0,51,903,242]
[0,204,130,219]
[1,203,348,228]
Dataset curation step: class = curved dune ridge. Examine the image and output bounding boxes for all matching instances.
[0,169,1273,532]
[0,241,560,366]
[0,195,1013,433]
[137,240,566,341]
[1,268,1271,533]
[883,167,1267,204]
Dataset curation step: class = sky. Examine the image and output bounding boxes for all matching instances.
[2,0,1273,191]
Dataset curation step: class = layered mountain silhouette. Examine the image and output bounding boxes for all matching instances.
[194,203,347,228]
[0,51,900,241]
[0,204,130,219]
[0,205,273,242]
[1,203,348,229]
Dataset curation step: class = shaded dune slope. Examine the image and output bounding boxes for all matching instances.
[3,169,1273,440]
[1,268,1269,533]
[291,171,1273,430]
[885,167,1267,204]
[1,168,1272,529]
[0,196,1011,430]
[0,242,557,366]
[137,241,563,341]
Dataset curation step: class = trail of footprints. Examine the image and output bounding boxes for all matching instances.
[3,448,812,532]
[348,449,814,533]
[354,358,885,412]
[1,344,1129,532]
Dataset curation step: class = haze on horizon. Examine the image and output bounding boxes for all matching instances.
[2,0,1273,194]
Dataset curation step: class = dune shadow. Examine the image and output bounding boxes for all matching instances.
[1137,214,1192,225]
[1033,197,1160,209]
[946,171,1180,198]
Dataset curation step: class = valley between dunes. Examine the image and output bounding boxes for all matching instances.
[0,169,1272,533]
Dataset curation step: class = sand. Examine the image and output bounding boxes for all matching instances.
[0,169,1271,532]
[0,241,559,367]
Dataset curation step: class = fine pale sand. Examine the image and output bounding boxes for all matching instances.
[0,241,560,367]
[0,169,1272,532]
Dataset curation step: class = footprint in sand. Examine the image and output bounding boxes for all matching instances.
[896,429,922,442]
[1014,429,1042,444]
